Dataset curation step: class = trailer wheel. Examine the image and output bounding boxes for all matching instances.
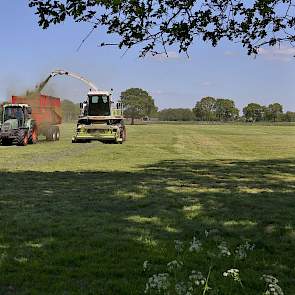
[46,128,53,141]
[46,127,57,141]
[55,127,60,141]
[16,130,28,146]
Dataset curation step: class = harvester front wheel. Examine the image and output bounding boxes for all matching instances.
[16,129,28,146]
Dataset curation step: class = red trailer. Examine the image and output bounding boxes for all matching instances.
[12,95,62,141]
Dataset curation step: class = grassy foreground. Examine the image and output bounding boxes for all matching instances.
[0,123,295,294]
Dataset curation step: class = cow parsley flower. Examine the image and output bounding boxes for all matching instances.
[235,241,255,259]
[167,260,183,272]
[143,260,149,272]
[175,282,189,295]
[261,275,284,295]
[218,242,231,257]
[223,269,241,282]
[174,240,184,253]
[189,270,206,286]
[144,273,170,294]
[189,237,202,252]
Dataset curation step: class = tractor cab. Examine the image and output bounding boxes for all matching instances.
[0,104,36,146]
[1,104,31,130]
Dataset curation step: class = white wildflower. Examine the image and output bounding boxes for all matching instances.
[235,241,255,260]
[167,260,183,272]
[262,275,284,295]
[189,237,202,252]
[144,273,170,294]
[223,269,241,282]
[174,240,184,253]
[218,242,231,257]
[189,270,206,286]
[143,260,149,272]
[175,282,188,295]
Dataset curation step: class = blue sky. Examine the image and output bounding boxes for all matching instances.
[0,1,294,111]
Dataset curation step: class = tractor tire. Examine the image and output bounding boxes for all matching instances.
[16,129,28,146]
[28,127,38,144]
[1,138,12,146]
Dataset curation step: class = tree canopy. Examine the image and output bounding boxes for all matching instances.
[29,0,295,56]
[193,96,216,121]
[120,88,157,124]
[243,103,265,122]
[61,99,80,122]
[158,108,195,121]
[266,103,283,122]
[215,99,239,121]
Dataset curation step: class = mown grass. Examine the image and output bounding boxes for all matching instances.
[0,123,295,294]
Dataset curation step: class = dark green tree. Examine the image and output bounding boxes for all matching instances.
[266,103,283,122]
[215,99,239,121]
[61,99,80,122]
[283,111,295,122]
[193,97,216,121]
[120,88,157,125]
[29,1,295,57]
[159,108,195,121]
[243,103,264,122]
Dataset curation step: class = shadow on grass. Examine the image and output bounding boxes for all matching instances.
[0,158,295,294]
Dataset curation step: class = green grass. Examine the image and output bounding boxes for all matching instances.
[0,123,295,294]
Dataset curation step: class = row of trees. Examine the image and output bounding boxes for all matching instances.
[193,97,295,122]
[242,103,295,122]
[158,109,195,122]
[61,100,80,122]
[5,90,285,123]
[60,92,294,123]
[193,97,239,121]
[159,97,295,122]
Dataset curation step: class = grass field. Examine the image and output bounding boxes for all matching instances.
[0,123,295,294]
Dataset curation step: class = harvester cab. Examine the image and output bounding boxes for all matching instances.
[0,104,37,146]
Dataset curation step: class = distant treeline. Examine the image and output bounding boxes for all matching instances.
[158,97,295,122]
[61,99,80,122]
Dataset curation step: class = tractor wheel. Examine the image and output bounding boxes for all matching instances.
[16,129,28,146]
[1,138,12,146]
[28,128,38,144]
